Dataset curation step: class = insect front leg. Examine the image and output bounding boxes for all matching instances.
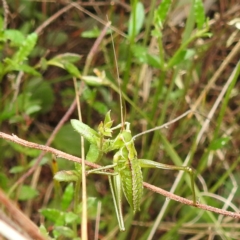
[86,164,126,231]
[138,159,196,204]
[109,174,125,231]
[87,164,116,175]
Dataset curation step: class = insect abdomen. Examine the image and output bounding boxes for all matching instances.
[120,158,143,213]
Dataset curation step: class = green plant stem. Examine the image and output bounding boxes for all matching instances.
[73,178,81,236]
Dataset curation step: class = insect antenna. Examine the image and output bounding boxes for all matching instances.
[108,18,126,130]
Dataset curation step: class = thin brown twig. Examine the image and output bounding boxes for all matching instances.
[70,2,127,38]
[83,21,111,76]
[1,131,240,220]
[35,4,74,35]
[1,0,9,29]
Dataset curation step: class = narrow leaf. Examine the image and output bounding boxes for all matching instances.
[86,144,102,162]
[18,185,39,200]
[71,119,100,145]
[194,0,206,29]
[14,64,40,76]
[154,0,172,28]
[3,29,25,46]
[54,170,80,182]
[81,75,107,86]
[40,208,65,225]
[209,137,230,150]
[63,62,81,78]
[81,26,101,38]
[54,226,75,238]
[12,32,38,63]
[128,2,145,38]
[61,183,74,211]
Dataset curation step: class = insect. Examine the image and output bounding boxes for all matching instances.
[70,23,196,232]
[71,109,196,231]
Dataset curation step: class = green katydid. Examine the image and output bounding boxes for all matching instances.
[71,110,196,231]
[70,22,196,231]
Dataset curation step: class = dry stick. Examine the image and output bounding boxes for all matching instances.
[83,21,111,76]
[0,188,45,240]
[9,100,77,195]
[1,0,9,29]
[77,19,112,239]
[35,4,74,35]
[1,131,240,220]
[0,220,29,240]
[94,201,102,240]
[73,77,88,240]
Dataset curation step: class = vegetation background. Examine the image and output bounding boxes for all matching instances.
[0,0,239,239]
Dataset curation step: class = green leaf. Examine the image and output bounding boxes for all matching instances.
[29,157,49,167]
[39,225,50,238]
[209,137,230,150]
[64,212,78,224]
[132,44,161,68]
[53,123,83,156]
[91,101,109,115]
[55,53,82,63]
[61,183,74,211]
[13,64,40,76]
[154,0,172,28]
[49,53,82,64]
[8,142,40,157]
[74,162,82,172]
[0,172,9,190]
[194,0,206,29]
[12,32,38,63]
[81,26,101,38]
[3,29,25,46]
[97,112,113,138]
[86,144,101,162]
[8,92,42,120]
[71,119,100,145]
[54,226,75,238]
[54,170,80,182]
[128,2,145,38]
[9,166,25,174]
[0,16,3,30]
[47,31,68,47]
[18,185,39,200]
[76,197,98,218]
[167,50,187,68]
[40,208,65,226]
[81,75,107,86]
[47,53,82,78]
[27,79,55,114]
[104,110,112,126]
[25,104,41,115]
[146,54,161,68]
[63,61,81,78]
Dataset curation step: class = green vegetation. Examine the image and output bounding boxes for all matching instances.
[0,0,239,239]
